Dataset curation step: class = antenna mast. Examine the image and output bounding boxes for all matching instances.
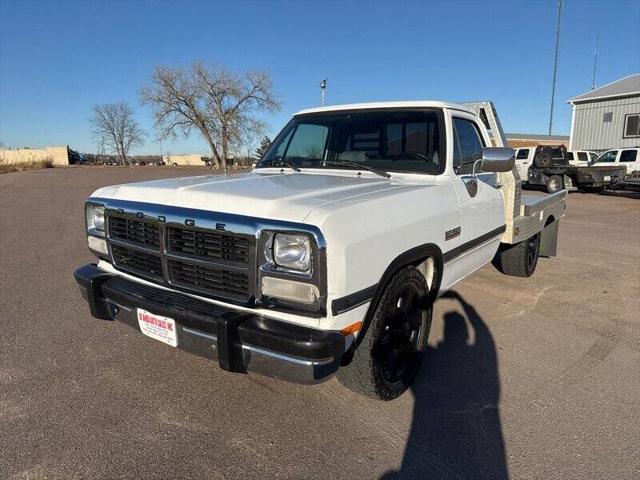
[591,36,599,90]
[548,0,563,135]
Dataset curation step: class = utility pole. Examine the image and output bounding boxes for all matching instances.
[320,79,327,106]
[548,0,563,135]
[591,36,599,90]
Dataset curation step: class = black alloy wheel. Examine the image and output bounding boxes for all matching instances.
[373,283,425,385]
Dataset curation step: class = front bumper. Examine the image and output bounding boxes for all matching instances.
[74,264,344,384]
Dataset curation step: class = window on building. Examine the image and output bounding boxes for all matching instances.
[516,149,529,159]
[623,114,640,138]
[603,112,613,122]
[620,150,638,162]
[452,118,485,174]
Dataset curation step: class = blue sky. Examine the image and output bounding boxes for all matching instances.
[1,0,639,155]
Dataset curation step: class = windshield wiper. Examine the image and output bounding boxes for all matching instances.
[324,159,391,178]
[260,159,301,172]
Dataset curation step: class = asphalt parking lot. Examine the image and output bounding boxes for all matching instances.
[1,166,639,480]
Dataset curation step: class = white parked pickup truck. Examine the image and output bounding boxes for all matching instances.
[592,148,640,174]
[75,101,566,400]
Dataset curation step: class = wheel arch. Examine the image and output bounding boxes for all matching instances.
[342,243,444,359]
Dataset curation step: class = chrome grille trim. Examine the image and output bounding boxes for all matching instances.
[91,197,327,312]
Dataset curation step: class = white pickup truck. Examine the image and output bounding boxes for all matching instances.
[75,101,566,400]
[593,148,640,174]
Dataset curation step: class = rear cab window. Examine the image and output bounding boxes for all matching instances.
[516,149,530,160]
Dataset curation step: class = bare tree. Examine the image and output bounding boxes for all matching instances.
[89,102,145,164]
[140,62,280,169]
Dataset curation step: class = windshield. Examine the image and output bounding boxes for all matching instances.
[257,110,443,175]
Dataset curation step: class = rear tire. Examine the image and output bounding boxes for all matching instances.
[546,175,563,193]
[492,232,540,277]
[338,266,432,400]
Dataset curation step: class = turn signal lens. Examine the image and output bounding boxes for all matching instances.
[261,277,319,304]
[340,321,363,336]
[87,235,108,254]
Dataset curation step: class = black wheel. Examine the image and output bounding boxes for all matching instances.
[546,175,563,193]
[338,266,432,400]
[492,232,540,277]
[535,152,552,168]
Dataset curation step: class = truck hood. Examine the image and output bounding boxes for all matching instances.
[92,171,412,222]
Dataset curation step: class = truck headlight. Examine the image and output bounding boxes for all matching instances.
[86,204,105,234]
[273,233,311,271]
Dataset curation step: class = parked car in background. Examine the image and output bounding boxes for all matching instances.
[526,145,626,193]
[593,148,640,174]
[567,150,599,166]
[514,147,535,180]
[513,146,597,180]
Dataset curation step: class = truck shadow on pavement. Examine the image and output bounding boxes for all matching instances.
[382,291,508,480]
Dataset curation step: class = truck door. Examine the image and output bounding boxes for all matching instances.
[595,150,619,169]
[514,147,531,180]
[448,114,505,284]
[619,149,639,174]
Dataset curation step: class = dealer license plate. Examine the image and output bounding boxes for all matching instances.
[137,309,178,347]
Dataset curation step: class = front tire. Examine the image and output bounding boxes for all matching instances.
[338,266,432,400]
[492,232,540,277]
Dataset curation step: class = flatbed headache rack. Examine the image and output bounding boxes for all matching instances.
[461,101,566,248]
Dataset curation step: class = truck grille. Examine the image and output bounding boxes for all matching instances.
[167,227,249,263]
[107,213,253,303]
[168,260,249,298]
[109,216,160,248]
[111,244,163,280]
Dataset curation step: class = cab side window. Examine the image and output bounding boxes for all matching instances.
[453,118,485,174]
[620,150,638,162]
[598,150,618,162]
[516,149,529,160]
[577,152,588,161]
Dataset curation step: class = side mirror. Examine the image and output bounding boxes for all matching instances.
[478,147,515,173]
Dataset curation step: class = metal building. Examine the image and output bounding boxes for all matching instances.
[568,74,640,152]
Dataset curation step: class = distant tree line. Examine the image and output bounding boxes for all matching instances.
[89,62,280,168]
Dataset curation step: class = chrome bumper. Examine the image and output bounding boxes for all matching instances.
[74,264,344,384]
